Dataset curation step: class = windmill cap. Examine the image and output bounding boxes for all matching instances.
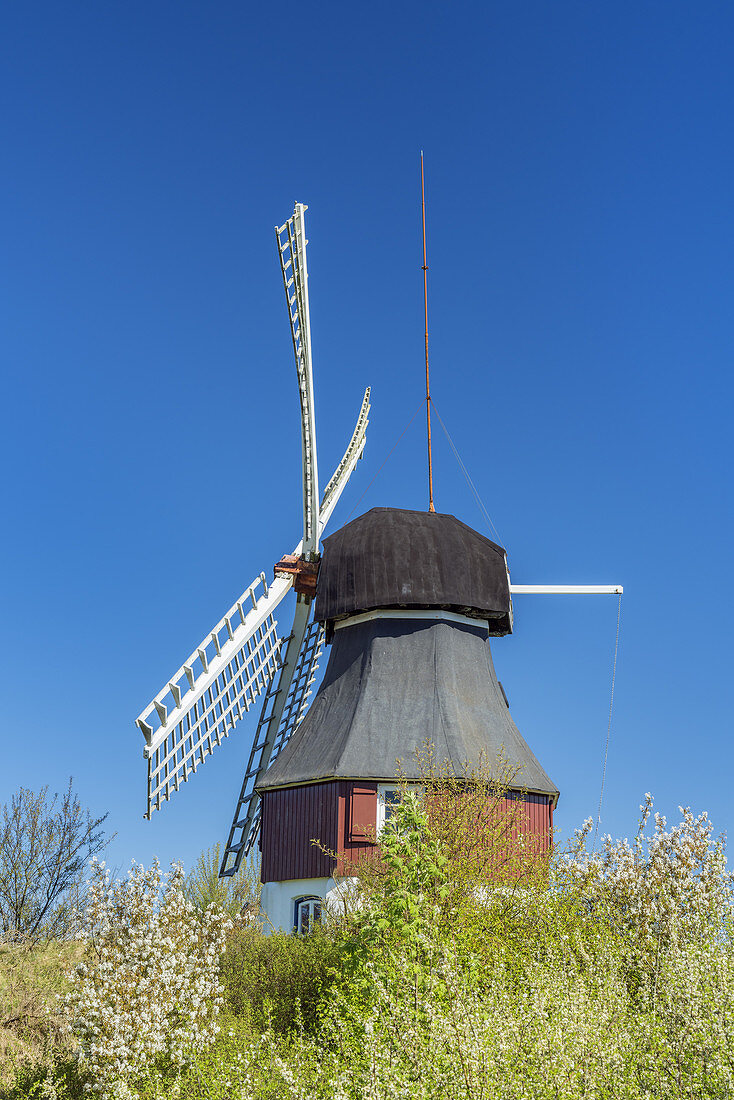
[314,507,512,634]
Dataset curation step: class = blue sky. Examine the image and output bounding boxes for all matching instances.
[2,2,732,873]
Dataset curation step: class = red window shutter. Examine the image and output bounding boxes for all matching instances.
[349,784,377,842]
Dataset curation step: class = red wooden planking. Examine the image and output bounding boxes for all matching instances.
[261,782,551,883]
[261,781,343,882]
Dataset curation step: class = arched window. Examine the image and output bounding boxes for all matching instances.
[294,895,322,935]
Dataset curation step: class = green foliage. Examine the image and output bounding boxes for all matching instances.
[220,921,339,1035]
[257,792,734,1099]
[183,844,260,920]
[341,790,449,1003]
[5,1056,85,1100]
[146,1013,272,1100]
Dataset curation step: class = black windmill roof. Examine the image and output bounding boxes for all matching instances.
[258,507,557,798]
[314,507,513,634]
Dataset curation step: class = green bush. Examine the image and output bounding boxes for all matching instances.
[220,922,340,1035]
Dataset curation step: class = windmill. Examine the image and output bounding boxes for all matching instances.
[135,195,622,934]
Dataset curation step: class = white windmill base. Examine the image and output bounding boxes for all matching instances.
[260,876,359,933]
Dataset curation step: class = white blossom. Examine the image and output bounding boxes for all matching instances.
[62,858,230,1098]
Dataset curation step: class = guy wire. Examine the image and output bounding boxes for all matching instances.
[421,152,435,513]
[345,402,424,522]
[430,397,503,545]
[593,592,622,850]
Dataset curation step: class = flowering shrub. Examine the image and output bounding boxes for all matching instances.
[10,793,734,1099]
[62,859,230,1097]
[247,792,734,1099]
[562,795,734,960]
[256,934,734,1099]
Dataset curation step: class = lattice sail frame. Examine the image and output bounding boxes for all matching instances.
[138,572,292,817]
[276,204,320,556]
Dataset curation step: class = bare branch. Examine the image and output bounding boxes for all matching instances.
[0,779,113,942]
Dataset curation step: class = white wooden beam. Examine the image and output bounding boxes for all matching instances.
[510,585,623,595]
[276,204,320,556]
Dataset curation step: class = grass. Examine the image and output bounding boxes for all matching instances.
[0,939,81,1092]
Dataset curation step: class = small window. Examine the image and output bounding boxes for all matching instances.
[294,895,322,935]
[383,788,401,823]
[377,784,406,832]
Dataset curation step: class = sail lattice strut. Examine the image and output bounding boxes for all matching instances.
[220,617,325,873]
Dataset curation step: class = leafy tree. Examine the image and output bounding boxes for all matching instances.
[343,790,448,1000]
[0,780,110,942]
[184,842,260,920]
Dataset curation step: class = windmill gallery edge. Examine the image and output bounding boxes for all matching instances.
[134,201,622,933]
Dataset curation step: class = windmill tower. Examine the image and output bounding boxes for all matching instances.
[135,200,621,934]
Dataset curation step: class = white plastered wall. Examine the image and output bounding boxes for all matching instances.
[260,876,358,933]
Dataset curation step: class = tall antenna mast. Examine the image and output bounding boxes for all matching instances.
[421,151,435,513]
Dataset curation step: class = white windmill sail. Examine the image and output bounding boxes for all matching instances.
[221,388,371,872]
[277,203,320,557]
[134,199,370,822]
